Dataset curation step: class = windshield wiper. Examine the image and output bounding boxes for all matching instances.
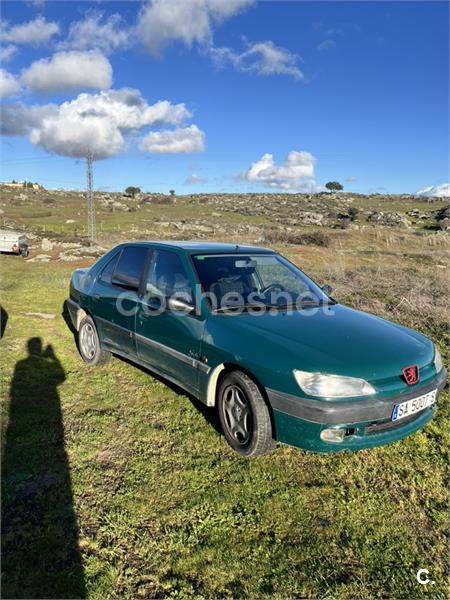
[214,303,267,313]
[214,299,337,313]
[267,299,337,309]
[299,299,337,307]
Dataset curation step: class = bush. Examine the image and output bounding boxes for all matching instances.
[143,195,175,205]
[348,207,359,221]
[27,211,53,218]
[438,218,449,231]
[265,229,330,247]
[339,216,352,229]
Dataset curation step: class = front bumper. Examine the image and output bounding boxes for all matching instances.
[267,368,447,452]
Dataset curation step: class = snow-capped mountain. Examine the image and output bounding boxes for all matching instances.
[416,183,450,198]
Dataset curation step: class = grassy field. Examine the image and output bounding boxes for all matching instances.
[1,207,448,599]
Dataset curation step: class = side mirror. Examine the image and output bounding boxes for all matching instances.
[167,297,195,314]
[321,284,333,295]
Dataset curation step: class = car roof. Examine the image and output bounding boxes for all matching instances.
[122,240,275,254]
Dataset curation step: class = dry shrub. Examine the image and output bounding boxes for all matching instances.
[143,195,175,205]
[265,229,330,247]
[27,211,53,218]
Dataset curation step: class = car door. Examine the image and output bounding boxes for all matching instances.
[92,245,149,357]
[135,249,205,394]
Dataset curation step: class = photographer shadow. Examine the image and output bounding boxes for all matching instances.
[1,304,8,338]
[1,337,85,598]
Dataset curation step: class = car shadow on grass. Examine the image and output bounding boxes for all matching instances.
[61,303,222,437]
[1,337,86,599]
[62,299,77,340]
[115,354,223,436]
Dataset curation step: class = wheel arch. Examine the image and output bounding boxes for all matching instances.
[206,362,271,410]
[75,307,88,331]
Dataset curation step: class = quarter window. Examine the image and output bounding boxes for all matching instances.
[99,251,121,285]
[111,247,148,290]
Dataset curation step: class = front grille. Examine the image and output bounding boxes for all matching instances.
[365,411,424,435]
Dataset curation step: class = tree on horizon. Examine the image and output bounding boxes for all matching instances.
[325,181,344,192]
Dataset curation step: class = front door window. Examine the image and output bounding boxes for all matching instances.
[146,249,193,304]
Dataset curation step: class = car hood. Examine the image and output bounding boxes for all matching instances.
[212,303,433,382]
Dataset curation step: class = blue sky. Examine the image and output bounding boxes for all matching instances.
[1,0,448,194]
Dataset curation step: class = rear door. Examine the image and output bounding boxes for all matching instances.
[92,246,149,357]
[91,249,122,347]
[135,249,205,394]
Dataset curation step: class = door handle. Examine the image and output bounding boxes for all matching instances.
[93,293,100,301]
[144,297,163,311]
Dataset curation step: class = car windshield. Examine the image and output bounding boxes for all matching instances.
[192,253,332,310]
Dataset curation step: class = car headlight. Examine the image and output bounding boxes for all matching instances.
[294,369,376,398]
[434,346,443,373]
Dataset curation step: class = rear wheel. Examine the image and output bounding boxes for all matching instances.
[78,315,110,366]
[217,370,276,457]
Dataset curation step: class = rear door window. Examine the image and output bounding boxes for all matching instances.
[111,246,148,290]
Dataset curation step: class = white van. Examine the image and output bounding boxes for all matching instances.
[0,229,29,257]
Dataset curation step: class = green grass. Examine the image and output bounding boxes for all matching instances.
[1,228,448,599]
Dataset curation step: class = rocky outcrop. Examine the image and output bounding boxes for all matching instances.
[366,211,411,228]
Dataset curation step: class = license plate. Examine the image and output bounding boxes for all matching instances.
[392,389,437,422]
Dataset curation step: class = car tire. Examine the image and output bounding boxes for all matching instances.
[78,315,111,366]
[217,370,276,457]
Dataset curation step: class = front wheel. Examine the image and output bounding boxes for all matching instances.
[78,315,111,366]
[217,371,276,457]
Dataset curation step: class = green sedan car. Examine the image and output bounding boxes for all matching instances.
[67,241,447,457]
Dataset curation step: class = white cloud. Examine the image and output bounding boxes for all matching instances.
[137,0,254,56]
[243,151,317,191]
[21,50,113,93]
[50,89,190,129]
[0,69,21,98]
[345,176,357,183]
[0,45,18,62]
[0,103,58,136]
[140,125,205,154]
[18,89,193,159]
[417,183,450,198]
[211,40,303,80]
[30,110,125,159]
[135,1,301,82]
[185,173,207,184]
[317,39,336,51]
[1,16,59,45]
[59,11,130,54]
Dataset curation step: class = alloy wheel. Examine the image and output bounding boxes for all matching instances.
[222,384,253,445]
[80,323,97,360]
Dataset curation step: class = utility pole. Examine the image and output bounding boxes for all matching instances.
[86,151,95,242]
